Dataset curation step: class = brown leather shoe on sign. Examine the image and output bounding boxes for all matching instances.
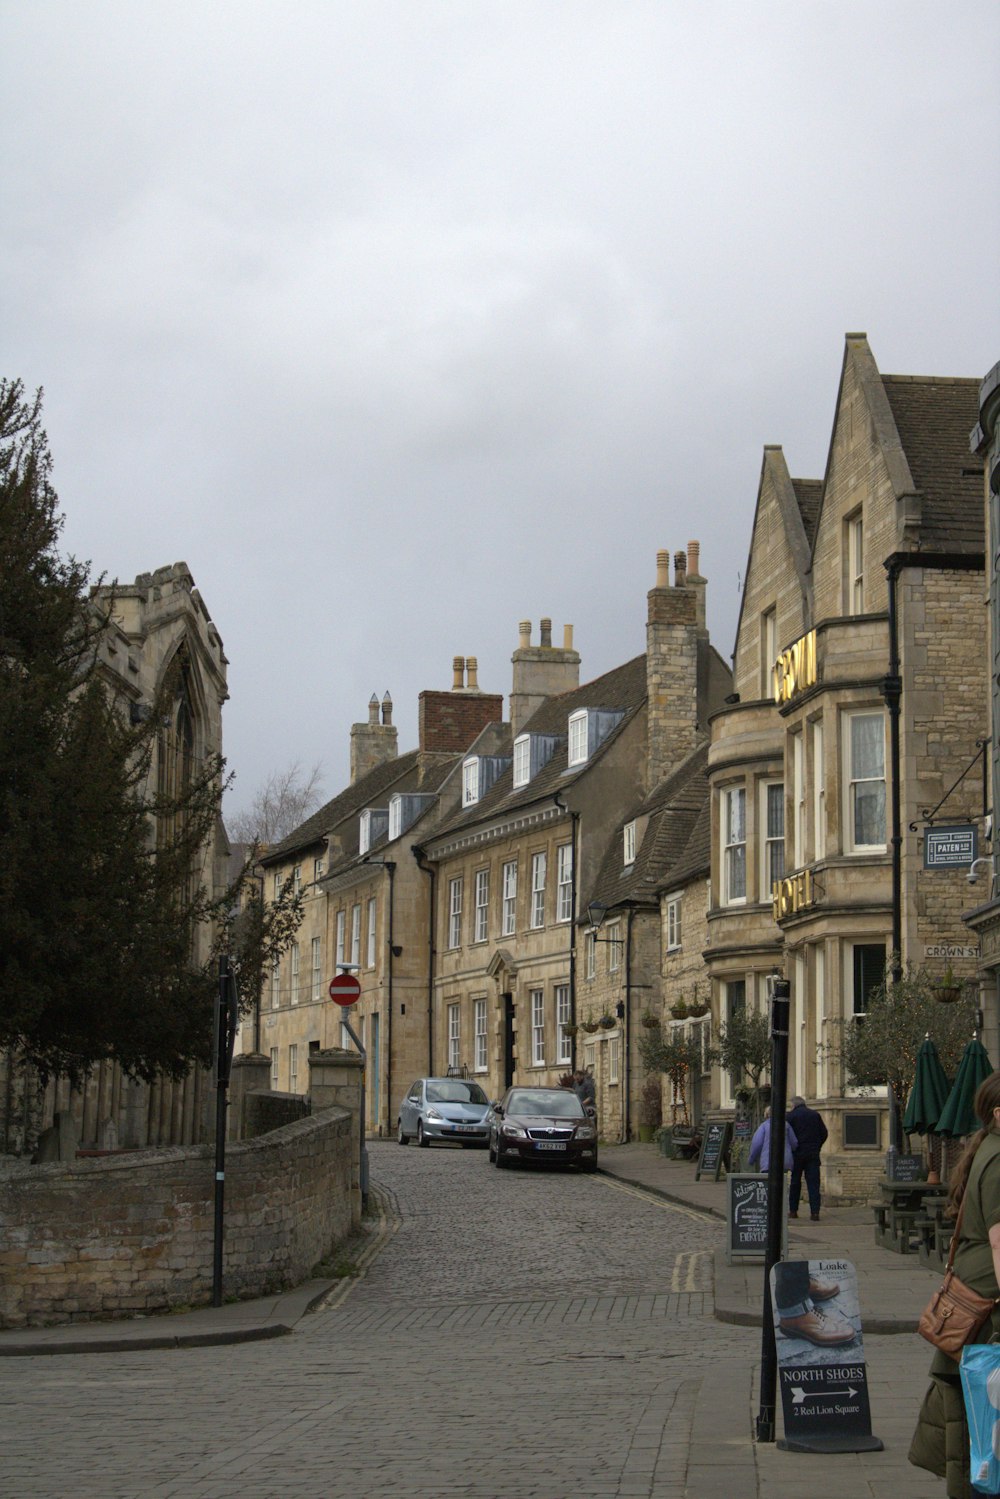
[808,1278,839,1302]
[778,1309,856,1347]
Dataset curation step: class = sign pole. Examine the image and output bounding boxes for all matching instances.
[212,954,238,1308]
[756,975,791,1443]
[329,968,368,1209]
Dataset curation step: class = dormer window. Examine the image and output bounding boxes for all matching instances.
[359,808,389,855]
[513,736,530,788]
[388,791,436,841]
[623,821,636,866]
[462,754,511,805]
[567,707,624,767]
[513,733,559,788]
[388,797,402,842]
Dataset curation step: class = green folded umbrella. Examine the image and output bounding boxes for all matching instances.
[936,1037,994,1138]
[903,1034,951,1135]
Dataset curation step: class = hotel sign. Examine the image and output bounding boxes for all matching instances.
[773,629,818,705]
[773,868,816,921]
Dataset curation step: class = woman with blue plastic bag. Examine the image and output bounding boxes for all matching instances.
[910,1071,1000,1496]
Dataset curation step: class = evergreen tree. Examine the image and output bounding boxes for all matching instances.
[0,380,297,1083]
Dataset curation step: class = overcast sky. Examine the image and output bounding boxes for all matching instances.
[3,1,998,821]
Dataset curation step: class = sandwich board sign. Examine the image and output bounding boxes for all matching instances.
[769,1258,882,1453]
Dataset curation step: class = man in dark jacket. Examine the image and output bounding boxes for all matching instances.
[787,1096,828,1222]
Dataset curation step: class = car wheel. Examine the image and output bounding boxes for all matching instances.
[417,1121,430,1148]
[488,1135,496,1163]
[396,1118,408,1145]
[494,1141,509,1168]
[582,1156,599,1173]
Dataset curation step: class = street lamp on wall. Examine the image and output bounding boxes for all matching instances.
[587,900,608,935]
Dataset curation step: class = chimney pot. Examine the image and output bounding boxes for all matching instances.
[674,550,687,587]
[563,624,574,650]
[466,656,479,690]
[687,540,701,577]
[368,694,380,725]
[452,656,465,691]
[519,620,532,648]
[656,550,670,588]
[540,618,552,647]
[381,691,393,726]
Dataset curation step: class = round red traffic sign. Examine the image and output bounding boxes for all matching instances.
[328,972,361,1006]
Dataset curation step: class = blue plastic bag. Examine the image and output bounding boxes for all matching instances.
[960,1344,1000,1495]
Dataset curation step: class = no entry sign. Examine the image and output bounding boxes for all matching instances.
[328,972,361,1006]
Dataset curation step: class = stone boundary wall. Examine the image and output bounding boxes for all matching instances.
[0,1106,354,1329]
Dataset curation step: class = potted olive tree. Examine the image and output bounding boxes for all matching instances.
[637,1076,662,1143]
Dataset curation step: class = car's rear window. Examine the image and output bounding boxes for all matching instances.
[507,1090,584,1117]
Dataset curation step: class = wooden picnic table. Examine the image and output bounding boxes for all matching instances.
[872,1177,948,1254]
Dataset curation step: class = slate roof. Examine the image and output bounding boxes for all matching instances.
[427,654,648,841]
[791,479,823,548]
[585,743,709,912]
[881,375,984,553]
[262,748,455,865]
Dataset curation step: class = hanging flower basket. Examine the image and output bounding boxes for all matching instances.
[581,1020,600,1034]
[688,1003,709,1019]
[563,1022,579,1037]
[670,1003,689,1020]
[932,969,964,1004]
[599,1015,616,1030]
[641,1011,662,1029]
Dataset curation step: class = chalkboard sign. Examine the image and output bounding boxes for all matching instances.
[734,1116,753,1141]
[727,1173,787,1263]
[887,1153,924,1182]
[696,1118,732,1181]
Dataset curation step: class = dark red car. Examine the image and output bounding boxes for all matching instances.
[487,1086,598,1172]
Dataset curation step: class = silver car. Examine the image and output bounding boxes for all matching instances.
[397,1077,491,1148]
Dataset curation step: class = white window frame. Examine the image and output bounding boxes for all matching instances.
[556,983,571,1064]
[568,710,588,767]
[666,897,681,951]
[474,868,489,943]
[761,779,785,894]
[793,727,805,863]
[557,843,573,922]
[607,920,622,974]
[530,852,546,929]
[273,872,282,900]
[335,910,345,967]
[812,719,826,860]
[388,796,402,842]
[311,936,322,1000]
[530,988,545,1066]
[293,865,301,895]
[448,1003,460,1072]
[585,930,596,979]
[847,509,864,613]
[270,957,280,1009]
[448,878,463,949]
[313,857,324,883]
[623,820,636,866]
[845,712,886,853]
[609,1035,620,1085]
[462,758,479,807]
[270,1047,279,1089]
[502,860,517,936]
[474,998,487,1072]
[350,903,361,967]
[722,785,747,905]
[290,942,300,1005]
[289,1043,298,1093]
[762,606,777,698]
[512,735,530,788]
[366,898,377,968]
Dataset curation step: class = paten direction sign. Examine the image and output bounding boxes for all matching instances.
[924,824,977,870]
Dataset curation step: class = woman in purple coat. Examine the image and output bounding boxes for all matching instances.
[748,1107,797,1171]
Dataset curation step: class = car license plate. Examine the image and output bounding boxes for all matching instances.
[451,1125,478,1133]
[536,1142,566,1151]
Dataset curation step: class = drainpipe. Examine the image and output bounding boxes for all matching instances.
[385,860,396,1121]
[623,905,635,1143]
[553,793,579,1067]
[413,845,437,1076]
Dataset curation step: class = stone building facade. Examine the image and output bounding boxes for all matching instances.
[0,563,229,1156]
[706,334,985,1199]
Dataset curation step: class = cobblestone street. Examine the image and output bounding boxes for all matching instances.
[0,1143,941,1498]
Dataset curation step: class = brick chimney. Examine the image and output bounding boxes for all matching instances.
[350,692,399,783]
[510,619,581,737]
[646,545,707,785]
[419,658,504,753]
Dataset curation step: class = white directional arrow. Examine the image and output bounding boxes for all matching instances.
[790,1385,858,1405]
